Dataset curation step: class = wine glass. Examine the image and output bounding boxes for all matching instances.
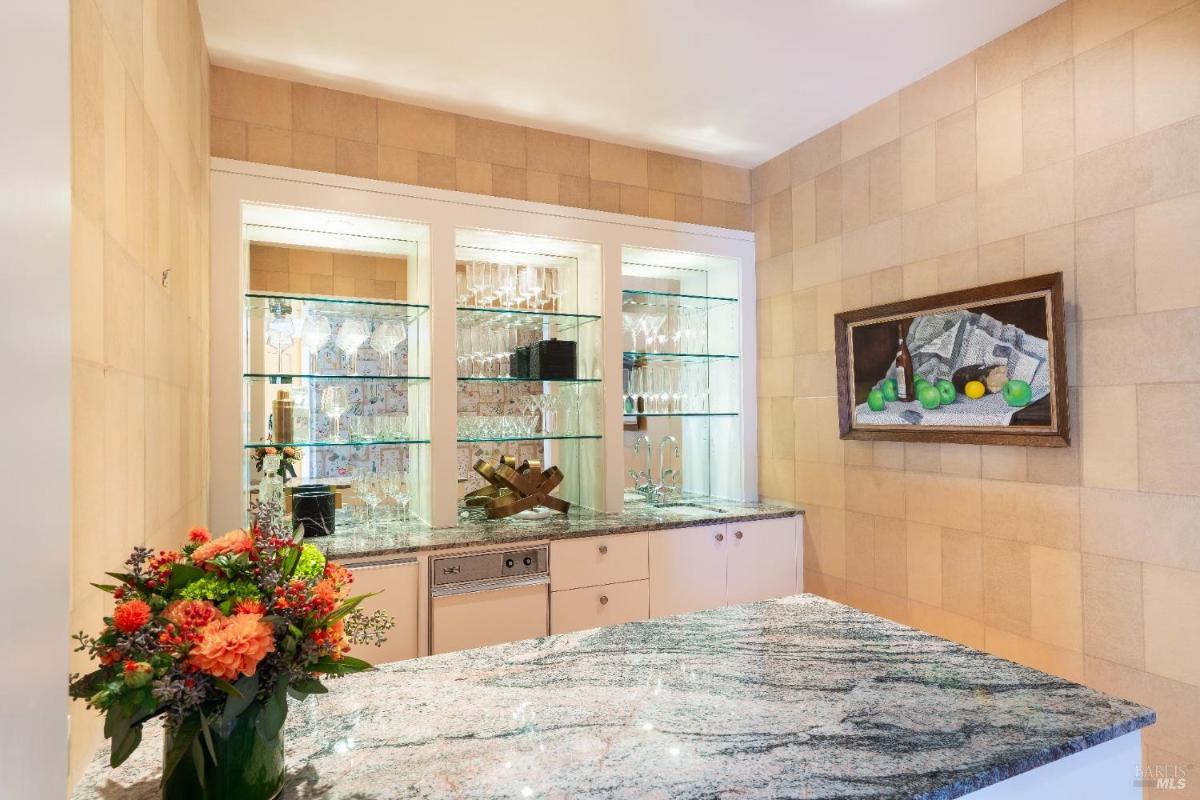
[265,309,295,373]
[300,314,331,373]
[370,320,405,376]
[518,265,543,309]
[335,317,369,373]
[384,471,411,520]
[544,268,564,312]
[320,385,349,442]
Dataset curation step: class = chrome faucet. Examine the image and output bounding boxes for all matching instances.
[629,433,681,505]
[659,435,680,499]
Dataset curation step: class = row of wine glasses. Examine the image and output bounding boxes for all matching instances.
[349,469,411,528]
[318,387,413,444]
[456,261,566,312]
[622,303,709,354]
[266,308,410,376]
[457,391,587,440]
[624,362,712,414]
[456,320,533,378]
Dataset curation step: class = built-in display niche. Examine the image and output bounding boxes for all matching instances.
[621,247,743,507]
[241,208,432,527]
[455,229,603,515]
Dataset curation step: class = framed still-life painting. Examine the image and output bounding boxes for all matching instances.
[834,273,1069,447]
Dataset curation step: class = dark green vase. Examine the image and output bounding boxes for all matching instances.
[162,702,285,800]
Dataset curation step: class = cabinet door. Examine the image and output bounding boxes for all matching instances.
[726,517,798,605]
[551,579,649,635]
[648,525,727,617]
[345,558,419,664]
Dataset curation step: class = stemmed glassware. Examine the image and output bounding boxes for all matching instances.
[335,318,369,373]
[320,385,349,442]
[381,471,411,520]
[370,320,406,376]
[265,308,296,373]
[623,362,712,414]
[458,260,566,312]
[300,313,331,373]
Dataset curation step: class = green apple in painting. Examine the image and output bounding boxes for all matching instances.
[1002,379,1033,407]
[881,378,898,402]
[867,389,886,411]
[936,379,957,405]
[917,383,942,410]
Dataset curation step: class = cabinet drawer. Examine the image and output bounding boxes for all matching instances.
[551,579,649,635]
[551,532,648,591]
[345,558,418,663]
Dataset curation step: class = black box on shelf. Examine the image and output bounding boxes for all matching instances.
[510,345,532,379]
[530,338,577,380]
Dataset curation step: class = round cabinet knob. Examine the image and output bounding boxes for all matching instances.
[599,595,609,606]
[598,544,608,555]
[735,530,744,540]
[505,558,515,568]
[523,557,533,566]
[715,532,725,542]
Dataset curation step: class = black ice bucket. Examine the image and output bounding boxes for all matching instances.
[292,486,336,538]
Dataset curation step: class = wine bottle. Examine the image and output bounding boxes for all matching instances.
[894,322,915,401]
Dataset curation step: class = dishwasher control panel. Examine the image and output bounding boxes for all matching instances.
[430,546,548,588]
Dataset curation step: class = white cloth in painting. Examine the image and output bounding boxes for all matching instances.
[855,309,1050,426]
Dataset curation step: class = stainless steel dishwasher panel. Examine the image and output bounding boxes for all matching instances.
[429,545,549,655]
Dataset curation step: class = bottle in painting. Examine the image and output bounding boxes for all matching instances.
[895,322,914,401]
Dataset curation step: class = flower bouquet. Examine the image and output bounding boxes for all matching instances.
[252,446,299,480]
[69,503,393,799]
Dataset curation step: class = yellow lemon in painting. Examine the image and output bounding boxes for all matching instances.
[964,380,986,399]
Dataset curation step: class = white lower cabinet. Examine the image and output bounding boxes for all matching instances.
[648,517,800,617]
[727,517,799,605]
[551,579,649,634]
[344,557,419,664]
[648,524,729,617]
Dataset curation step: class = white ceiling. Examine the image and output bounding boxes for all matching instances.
[199,0,1060,168]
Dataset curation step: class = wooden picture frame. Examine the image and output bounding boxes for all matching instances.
[834,273,1069,447]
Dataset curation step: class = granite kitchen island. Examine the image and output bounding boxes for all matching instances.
[73,594,1152,799]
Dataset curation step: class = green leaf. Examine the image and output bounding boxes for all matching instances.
[256,680,289,742]
[199,714,218,766]
[105,572,135,585]
[222,673,259,723]
[110,722,142,768]
[309,655,373,676]
[167,563,205,592]
[90,583,118,593]
[191,740,207,790]
[280,546,302,579]
[162,714,200,781]
[69,670,107,699]
[212,678,242,698]
[289,677,328,695]
[315,593,373,628]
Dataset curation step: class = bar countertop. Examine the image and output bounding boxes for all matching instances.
[72,594,1152,800]
[307,496,802,560]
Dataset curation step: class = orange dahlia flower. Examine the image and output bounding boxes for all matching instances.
[187,613,276,681]
[188,526,211,544]
[113,600,152,634]
[191,529,254,564]
[233,598,266,615]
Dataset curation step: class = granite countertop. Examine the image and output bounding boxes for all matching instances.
[309,496,801,560]
[73,594,1153,800]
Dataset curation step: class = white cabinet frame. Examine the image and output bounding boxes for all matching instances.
[210,159,756,533]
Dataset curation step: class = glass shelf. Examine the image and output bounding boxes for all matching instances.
[457,433,602,444]
[457,306,601,335]
[623,351,739,362]
[628,412,739,417]
[457,376,600,384]
[245,438,430,450]
[245,373,430,383]
[622,288,738,309]
[247,292,429,320]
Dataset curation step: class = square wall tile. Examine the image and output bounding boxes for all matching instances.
[842,93,900,162]
[905,472,981,531]
[841,155,870,232]
[525,129,588,177]
[789,126,842,186]
[978,160,1074,244]
[1072,0,1192,54]
[211,67,291,129]
[1133,2,1200,135]
[647,151,702,196]
[292,82,377,143]
[935,106,976,202]
[983,537,1032,637]
[901,126,936,213]
[1082,553,1144,669]
[1029,545,1083,652]
[906,521,942,607]
[942,528,984,619]
[1143,563,1200,687]
[976,85,1023,188]
[1134,192,1200,314]
[975,3,1072,98]
[378,101,455,156]
[814,167,842,242]
[900,53,976,135]
[1074,117,1200,220]
[1137,383,1200,496]
[1021,60,1074,172]
[1080,487,1200,573]
[869,140,903,223]
[455,116,526,169]
[980,479,1080,550]
[701,161,752,204]
[1075,209,1135,320]
[1074,34,1133,155]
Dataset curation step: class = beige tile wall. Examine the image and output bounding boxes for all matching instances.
[248,243,407,300]
[752,1,1200,788]
[69,0,210,789]
[210,67,752,230]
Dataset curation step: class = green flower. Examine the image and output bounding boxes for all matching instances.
[294,544,326,580]
[178,575,262,604]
